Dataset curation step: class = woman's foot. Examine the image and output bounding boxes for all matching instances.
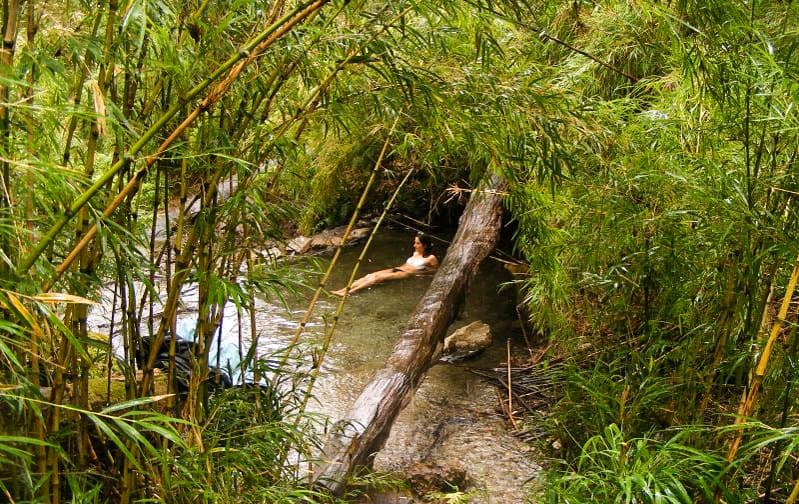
[331,288,347,297]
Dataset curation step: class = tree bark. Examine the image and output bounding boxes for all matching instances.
[313,174,505,495]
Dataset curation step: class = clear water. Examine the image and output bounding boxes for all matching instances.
[308,231,540,502]
[89,229,540,502]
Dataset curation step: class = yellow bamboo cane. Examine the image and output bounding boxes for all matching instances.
[720,253,799,501]
[16,0,330,279]
[295,118,409,418]
[41,0,331,292]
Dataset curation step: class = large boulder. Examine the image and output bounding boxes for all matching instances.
[441,321,492,362]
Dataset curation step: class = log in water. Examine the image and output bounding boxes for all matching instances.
[313,174,506,494]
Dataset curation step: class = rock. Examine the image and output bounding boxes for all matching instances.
[263,246,283,260]
[287,236,312,254]
[441,321,492,361]
[309,226,371,249]
[287,227,371,253]
[138,335,232,393]
[309,229,340,248]
[349,227,371,241]
[407,461,471,497]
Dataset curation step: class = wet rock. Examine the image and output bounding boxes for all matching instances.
[407,461,471,497]
[287,236,313,254]
[287,226,371,254]
[441,321,492,362]
[310,226,371,248]
[262,246,284,260]
[309,234,339,248]
[138,335,232,393]
[349,226,371,241]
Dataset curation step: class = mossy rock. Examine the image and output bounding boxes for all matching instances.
[86,373,170,411]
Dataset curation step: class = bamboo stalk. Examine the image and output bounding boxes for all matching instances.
[106,278,119,405]
[122,26,149,117]
[188,163,217,423]
[295,123,407,417]
[141,163,161,331]
[20,2,48,495]
[139,167,225,396]
[16,0,331,278]
[698,264,738,419]
[0,0,20,277]
[70,0,120,473]
[762,323,799,501]
[724,253,799,466]
[22,0,38,237]
[507,337,517,430]
[283,115,401,368]
[61,9,103,166]
[787,480,799,504]
[119,245,141,504]
[248,252,259,407]
[166,158,186,408]
[47,330,73,504]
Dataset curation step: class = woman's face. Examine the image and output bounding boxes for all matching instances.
[413,237,424,254]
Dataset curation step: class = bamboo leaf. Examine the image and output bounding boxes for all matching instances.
[99,394,174,414]
[31,293,97,305]
[86,412,142,471]
[3,292,45,338]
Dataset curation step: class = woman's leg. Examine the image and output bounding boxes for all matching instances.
[333,268,411,295]
[332,270,385,296]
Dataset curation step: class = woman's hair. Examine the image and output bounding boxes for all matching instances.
[416,233,434,257]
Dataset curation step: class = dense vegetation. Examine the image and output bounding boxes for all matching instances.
[1,0,798,502]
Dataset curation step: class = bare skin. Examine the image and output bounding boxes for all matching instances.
[332,236,439,296]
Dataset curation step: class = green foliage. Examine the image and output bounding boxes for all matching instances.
[545,360,678,453]
[506,0,799,501]
[425,489,487,504]
[158,386,328,504]
[545,424,724,504]
[4,0,799,502]
[297,132,383,233]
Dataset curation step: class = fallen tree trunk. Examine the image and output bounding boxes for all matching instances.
[313,174,505,495]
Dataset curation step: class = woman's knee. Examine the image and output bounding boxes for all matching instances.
[372,271,391,281]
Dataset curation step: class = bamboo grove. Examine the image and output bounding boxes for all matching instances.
[1,0,799,502]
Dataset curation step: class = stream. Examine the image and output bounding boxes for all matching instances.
[88,228,540,503]
[316,230,540,503]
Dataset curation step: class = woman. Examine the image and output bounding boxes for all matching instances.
[332,233,439,296]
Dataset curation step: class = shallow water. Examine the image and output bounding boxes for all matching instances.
[309,231,540,503]
[89,229,540,502]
